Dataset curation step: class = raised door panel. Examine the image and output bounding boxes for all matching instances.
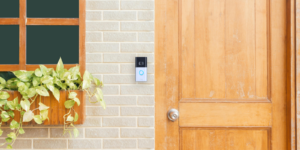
[181,0,269,100]
[179,103,272,127]
[181,128,270,150]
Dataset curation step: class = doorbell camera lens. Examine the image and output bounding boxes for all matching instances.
[139,62,144,65]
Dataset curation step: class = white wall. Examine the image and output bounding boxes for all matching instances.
[85,0,155,149]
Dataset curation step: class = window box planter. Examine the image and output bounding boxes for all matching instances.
[3,90,85,125]
[0,58,104,149]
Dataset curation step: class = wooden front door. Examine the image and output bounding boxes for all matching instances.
[155,0,288,149]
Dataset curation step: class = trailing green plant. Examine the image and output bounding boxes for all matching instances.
[0,58,105,149]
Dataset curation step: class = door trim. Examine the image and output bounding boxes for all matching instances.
[155,0,296,149]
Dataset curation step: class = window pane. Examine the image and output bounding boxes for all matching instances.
[0,25,19,64]
[26,26,79,64]
[0,0,19,18]
[27,0,79,18]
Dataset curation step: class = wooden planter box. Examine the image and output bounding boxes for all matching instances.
[4,90,85,125]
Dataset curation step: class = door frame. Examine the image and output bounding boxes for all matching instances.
[155,0,297,149]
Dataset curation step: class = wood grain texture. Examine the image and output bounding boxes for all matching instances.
[27,18,79,25]
[25,64,77,71]
[296,0,300,149]
[181,0,195,99]
[19,0,26,70]
[79,0,86,76]
[225,0,256,99]
[180,0,269,101]
[271,0,287,149]
[0,19,19,25]
[181,128,270,150]
[156,0,289,149]
[0,65,20,71]
[256,0,268,99]
[287,0,296,149]
[155,0,179,149]
[195,0,225,99]
[5,91,84,125]
[179,103,272,127]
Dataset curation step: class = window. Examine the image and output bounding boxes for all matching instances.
[0,0,86,74]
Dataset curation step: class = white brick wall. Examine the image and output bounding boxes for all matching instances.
[85,0,155,149]
[0,1,155,149]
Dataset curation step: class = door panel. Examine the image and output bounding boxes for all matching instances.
[181,128,270,150]
[179,103,272,126]
[181,0,268,100]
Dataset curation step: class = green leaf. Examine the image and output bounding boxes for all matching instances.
[33,115,43,124]
[32,77,41,87]
[0,77,6,85]
[0,84,5,90]
[67,81,77,90]
[5,138,12,143]
[0,99,7,107]
[74,98,80,106]
[41,76,53,84]
[74,112,78,122]
[15,104,21,110]
[26,88,36,98]
[7,132,16,140]
[0,91,10,99]
[6,144,12,149]
[8,111,14,118]
[0,129,2,136]
[82,80,91,90]
[20,99,30,111]
[46,83,54,92]
[13,70,34,82]
[36,86,49,96]
[83,71,92,81]
[16,82,28,93]
[68,92,77,99]
[62,71,71,80]
[73,128,79,137]
[19,128,25,134]
[56,58,64,76]
[35,68,42,77]
[5,78,18,90]
[99,99,106,109]
[93,77,101,86]
[53,88,60,101]
[1,111,9,119]
[10,120,19,129]
[2,118,9,122]
[95,93,106,109]
[82,71,92,89]
[40,65,50,76]
[40,110,48,121]
[69,66,79,74]
[23,110,34,122]
[64,100,75,109]
[96,88,103,100]
[20,111,25,116]
[66,115,74,122]
[54,77,67,90]
[3,104,9,110]
[39,103,49,111]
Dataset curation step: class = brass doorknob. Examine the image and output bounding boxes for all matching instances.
[168,109,179,122]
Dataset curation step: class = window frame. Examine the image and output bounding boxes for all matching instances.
[0,0,86,75]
